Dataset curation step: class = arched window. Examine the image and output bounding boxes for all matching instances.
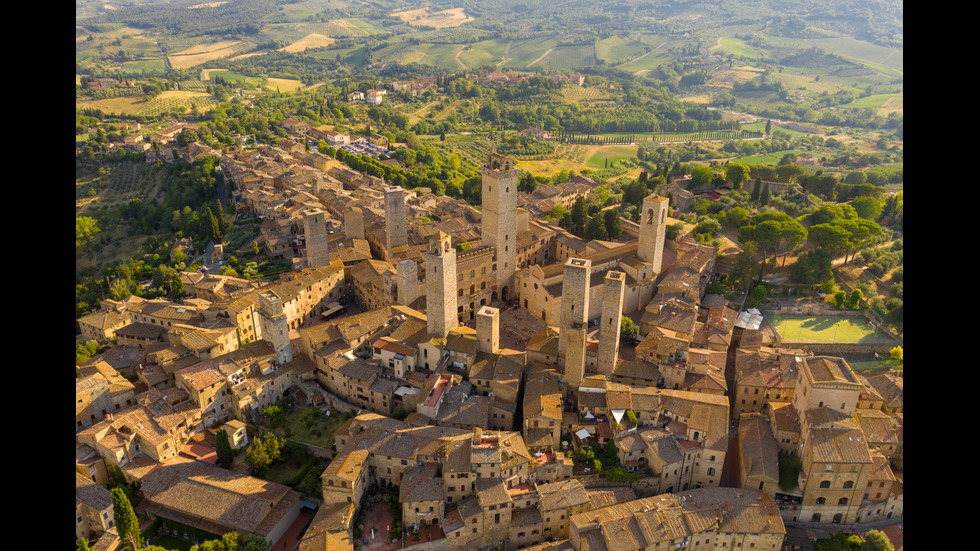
[838,498,848,506]
[832,514,843,524]
[819,481,831,488]
[815,497,826,505]
[843,481,854,489]
[811,514,821,523]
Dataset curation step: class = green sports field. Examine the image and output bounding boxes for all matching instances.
[771,314,892,344]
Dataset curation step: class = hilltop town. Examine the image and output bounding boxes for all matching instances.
[76,133,903,551]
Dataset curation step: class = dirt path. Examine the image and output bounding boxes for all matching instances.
[528,47,553,67]
[454,47,467,69]
[496,40,513,67]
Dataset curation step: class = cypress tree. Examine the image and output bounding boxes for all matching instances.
[760,182,771,205]
[751,177,762,202]
[111,487,142,551]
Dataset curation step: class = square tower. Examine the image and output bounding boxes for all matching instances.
[302,207,330,268]
[597,271,626,376]
[257,291,292,365]
[396,259,419,306]
[481,152,519,299]
[476,306,500,354]
[384,186,408,258]
[558,258,591,361]
[344,206,365,240]
[425,232,457,338]
[637,194,669,274]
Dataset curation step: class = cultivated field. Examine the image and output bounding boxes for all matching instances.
[281,33,335,52]
[770,314,892,344]
[263,78,305,92]
[168,40,245,69]
[391,7,473,28]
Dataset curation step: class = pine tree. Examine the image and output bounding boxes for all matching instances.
[111,487,142,551]
[585,214,608,241]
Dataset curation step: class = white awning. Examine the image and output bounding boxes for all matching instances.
[575,428,591,440]
[584,412,595,420]
[611,409,626,423]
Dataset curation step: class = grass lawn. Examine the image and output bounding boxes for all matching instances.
[770,314,893,344]
[270,406,347,450]
[848,358,903,373]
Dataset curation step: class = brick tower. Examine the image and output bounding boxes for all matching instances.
[302,207,330,268]
[396,259,419,307]
[476,306,500,354]
[384,186,408,259]
[481,152,519,301]
[425,232,457,338]
[637,194,669,274]
[597,271,626,376]
[559,258,591,390]
[257,290,292,365]
[344,206,365,240]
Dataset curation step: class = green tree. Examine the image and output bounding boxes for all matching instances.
[833,290,847,309]
[752,284,768,307]
[859,530,895,551]
[852,196,883,220]
[76,216,101,248]
[245,432,285,476]
[111,487,142,551]
[889,346,903,361]
[620,315,639,345]
[847,288,864,309]
[243,534,270,551]
[750,177,762,202]
[603,209,623,239]
[689,165,714,188]
[725,163,750,190]
[570,196,589,234]
[585,214,608,240]
[215,428,234,469]
[760,182,771,205]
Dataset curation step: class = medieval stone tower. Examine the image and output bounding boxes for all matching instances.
[302,207,330,268]
[476,305,500,354]
[425,232,457,338]
[559,258,591,390]
[481,152,519,300]
[597,271,626,376]
[344,206,365,240]
[637,194,669,274]
[257,290,292,365]
[384,186,408,259]
[396,259,420,307]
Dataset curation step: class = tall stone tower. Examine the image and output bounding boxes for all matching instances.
[637,194,669,274]
[597,271,626,376]
[559,258,591,386]
[476,306,500,354]
[344,206,365,240]
[257,290,292,365]
[396,259,419,307]
[384,186,408,259]
[302,207,330,268]
[425,232,457,338]
[481,152,519,300]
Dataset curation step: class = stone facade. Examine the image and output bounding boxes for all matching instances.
[637,194,668,274]
[426,232,458,338]
[481,152,519,299]
[302,207,331,267]
[596,271,625,376]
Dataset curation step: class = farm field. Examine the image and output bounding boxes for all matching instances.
[264,78,305,92]
[138,91,219,117]
[500,36,560,69]
[281,33,335,52]
[391,7,473,28]
[710,36,764,59]
[596,35,648,66]
[770,314,893,344]
[119,59,167,73]
[585,144,638,170]
[168,40,245,69]
[457,39,509,68]
[758,34,903,75]
[531,44,596,70]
